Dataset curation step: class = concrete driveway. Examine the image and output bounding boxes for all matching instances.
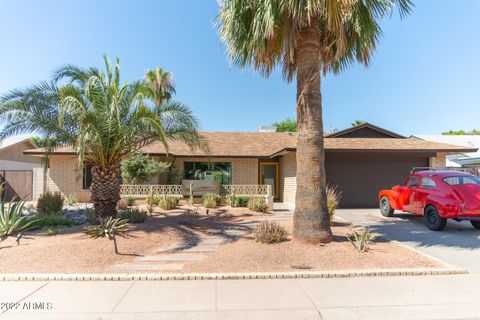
[336,208,480,273]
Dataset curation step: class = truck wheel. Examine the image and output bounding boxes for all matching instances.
[424,205,447,231]
[470,221,480,230]
[379,196,394,217]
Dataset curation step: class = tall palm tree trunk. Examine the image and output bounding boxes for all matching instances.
[90,165,121,218]
[292,16,333,244]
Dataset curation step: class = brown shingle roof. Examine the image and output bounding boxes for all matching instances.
[24,132,477,157]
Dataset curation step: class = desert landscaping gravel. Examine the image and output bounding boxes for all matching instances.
[0,205,441,273]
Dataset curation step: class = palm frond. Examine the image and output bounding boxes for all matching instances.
[216,0,413,80]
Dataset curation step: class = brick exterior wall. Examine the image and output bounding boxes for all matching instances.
[47,155,259,203]
[47,156,91,202]
[279,152,296,207]
[429,152,447,169]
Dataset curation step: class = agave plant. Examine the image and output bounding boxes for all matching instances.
[83,217,130,254]
[346,228,377,253]
[0,200,38,240]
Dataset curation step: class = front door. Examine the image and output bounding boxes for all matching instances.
[259,162,278,199]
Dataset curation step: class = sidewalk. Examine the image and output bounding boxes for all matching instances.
[1,274,480,319]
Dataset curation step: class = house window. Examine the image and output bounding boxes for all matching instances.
[183,162,232,185]
[83,165,92,189]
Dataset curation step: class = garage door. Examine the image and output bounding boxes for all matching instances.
[325,152,429,208]
[0,170,33,201]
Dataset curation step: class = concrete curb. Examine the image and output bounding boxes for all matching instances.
[0,268,466,281]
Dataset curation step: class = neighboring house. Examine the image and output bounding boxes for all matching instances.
[413,135,480,169]
[24,123,476,208]
[0,139,45,201]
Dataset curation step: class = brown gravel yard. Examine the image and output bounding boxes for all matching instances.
[0,222,182,274]
[183,220,441,273]
[0,205,441,273]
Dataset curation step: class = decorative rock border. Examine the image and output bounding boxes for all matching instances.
[0,268,466,281]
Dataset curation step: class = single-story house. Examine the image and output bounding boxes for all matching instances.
[24,123,476,208]
[0,139,45,200]
[412,135,480,169]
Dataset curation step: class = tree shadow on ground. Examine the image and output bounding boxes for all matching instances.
[337,210,480,250]
[124,206,257,254]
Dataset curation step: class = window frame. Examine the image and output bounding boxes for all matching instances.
[183,161,232,185]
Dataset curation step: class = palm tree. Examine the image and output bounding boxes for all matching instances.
[0,56,202,217]
[143,67,176,107]
[217,0,412,243]
[141,68,205,146]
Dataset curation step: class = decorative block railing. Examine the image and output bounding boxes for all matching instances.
[220,185,272,196]
[120,184,272,199]
[120,185,183,198]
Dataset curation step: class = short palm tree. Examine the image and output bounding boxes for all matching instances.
[0,56,202,217]
[141,68,204,146]
[217,0,412,243]
[143,67,176,107]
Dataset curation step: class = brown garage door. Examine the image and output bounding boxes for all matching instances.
[325,152,430,208]
[0,170,33,201]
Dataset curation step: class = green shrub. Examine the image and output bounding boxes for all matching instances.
[0,200,38,239]
[158,196,179,210]
[147,204,154,215]
[146,194,160,206]
[254,221,288,244]
[124,195,136,206]
[202,193,221,208]
[116,198,129,211]
[247,196,268,213]
[346,228,376,253]
[226,195,251,207]
[226,195,235,207]
[43,227,58,236]
[65,194,78,206]
[29,214,76,229]
[120,208,147,223]
[326,185,342,217]
[37,192,64,215]
[120,152,170,184]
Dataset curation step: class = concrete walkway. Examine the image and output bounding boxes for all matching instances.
[2,274,480,319]
[336,209,480,273]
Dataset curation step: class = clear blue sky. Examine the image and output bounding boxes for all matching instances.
[1,0,479,141]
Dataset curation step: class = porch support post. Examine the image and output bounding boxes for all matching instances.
[265,185,273,212]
